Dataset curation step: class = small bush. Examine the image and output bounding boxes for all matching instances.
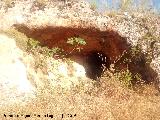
[116,69,133,88]
[27,38,40,50]
[67,37,86,53]
[67,37,86,46]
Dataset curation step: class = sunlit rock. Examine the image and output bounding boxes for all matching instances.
[0,34,35,106]
[72,62,86,77]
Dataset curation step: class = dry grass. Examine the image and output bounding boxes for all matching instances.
[1,75,160,120]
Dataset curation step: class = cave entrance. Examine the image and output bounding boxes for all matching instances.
[69,51,111,80]
[13,24,158,87]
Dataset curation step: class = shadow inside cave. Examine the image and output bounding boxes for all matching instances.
[84,51,111,80]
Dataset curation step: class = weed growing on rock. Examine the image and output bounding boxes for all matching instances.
[67,37,86,45]
[27,38,40,51]
[67,37,86,54]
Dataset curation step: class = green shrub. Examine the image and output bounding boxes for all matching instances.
[67,37,86,53]
[67,37,86,46]
[27,38,40,50]
[116,69,133,88]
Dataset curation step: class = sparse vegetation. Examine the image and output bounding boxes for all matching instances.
[27,38,40,50]
[67,36,86,53]
[115,68,133,88]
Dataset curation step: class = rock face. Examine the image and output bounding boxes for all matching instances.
[0,34,35,106]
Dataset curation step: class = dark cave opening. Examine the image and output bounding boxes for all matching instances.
[84,51,111,80]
